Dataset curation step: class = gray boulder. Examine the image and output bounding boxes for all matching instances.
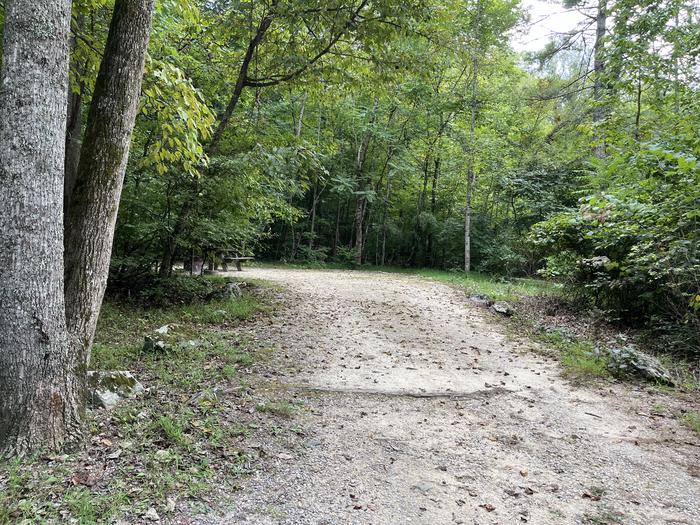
[223,282,242,299]
[491,301,514,316]
[607,346,674,385]
[88,370,145,409]
[469,294,494,306]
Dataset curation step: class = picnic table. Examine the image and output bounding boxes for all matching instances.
[222,255,254,271]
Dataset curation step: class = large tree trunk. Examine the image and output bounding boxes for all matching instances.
[0,0,81,455]
[64,0,154,364]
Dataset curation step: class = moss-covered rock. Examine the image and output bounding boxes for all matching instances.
[87,370,144,409]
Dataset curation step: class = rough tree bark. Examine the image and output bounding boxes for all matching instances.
[0,0,81,455]
[64,0,155,365]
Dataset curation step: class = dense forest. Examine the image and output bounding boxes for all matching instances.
[0,0,698,455]
[101,0,698,351]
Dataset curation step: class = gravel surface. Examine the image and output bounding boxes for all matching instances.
[197,268,700,525]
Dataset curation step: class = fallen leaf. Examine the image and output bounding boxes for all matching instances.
[479,503,496,512]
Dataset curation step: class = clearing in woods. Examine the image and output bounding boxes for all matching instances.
[206,268,699,525]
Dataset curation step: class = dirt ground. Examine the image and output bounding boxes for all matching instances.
[200,268,699,525]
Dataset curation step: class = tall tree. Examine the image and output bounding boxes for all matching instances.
[353,96,379,264]
[464,0,482,272]
[64,0,155,366]
[0,0,80,455]
[0,0,155,456]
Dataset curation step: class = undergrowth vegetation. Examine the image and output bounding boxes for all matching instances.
[0,283,303,524]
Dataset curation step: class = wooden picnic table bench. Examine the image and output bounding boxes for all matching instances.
[222,256,254,271]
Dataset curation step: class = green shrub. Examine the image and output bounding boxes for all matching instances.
[106,273,236,307]
[531,142,700,357]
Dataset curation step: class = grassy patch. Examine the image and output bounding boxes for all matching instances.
[0,284,285,524]
[92,294,262,370]
[256,400,301,419]
[409,268,558,302]
[582,507,625,525]
[681,411,700,434]
[655,355,700,393]
[539,329,611,380]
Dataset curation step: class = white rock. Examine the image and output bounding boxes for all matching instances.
[144,507,160,521]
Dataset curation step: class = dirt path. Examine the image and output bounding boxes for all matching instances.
[206,268,699,525]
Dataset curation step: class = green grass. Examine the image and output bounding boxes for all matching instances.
[157,415,190,448]
[92,294,262,370]
[255,400,301,419]
[539,330,611,380]
[409,268,558,302]
[0,286,269,525]
[681,411,700,434]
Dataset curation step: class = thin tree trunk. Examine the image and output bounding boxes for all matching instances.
[296,92,308,138]
[208,3,276,155]
[64,18,86,217]
[634,73,642,140]
[0,0,81,455]
[333,198,342,258]
[381,174,392,266]
[64,86,83,216]
[592,0,608,159]
[353,196,365,264]
[427,155,440,264]
[465,1,481,273]
[353,97,379,265]
[309,180,319,251]
[363,206,372,263]
[409,151,431,265]
[64,0,155,363]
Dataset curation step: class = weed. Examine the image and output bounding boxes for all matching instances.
[540,330,611,380]
[582,506,624,525]
[221,364,237,379]
[681,411,700,434]
[256,400,301,418]
[157,415,189,448]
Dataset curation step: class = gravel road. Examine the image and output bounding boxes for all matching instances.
[203,268,699,525]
